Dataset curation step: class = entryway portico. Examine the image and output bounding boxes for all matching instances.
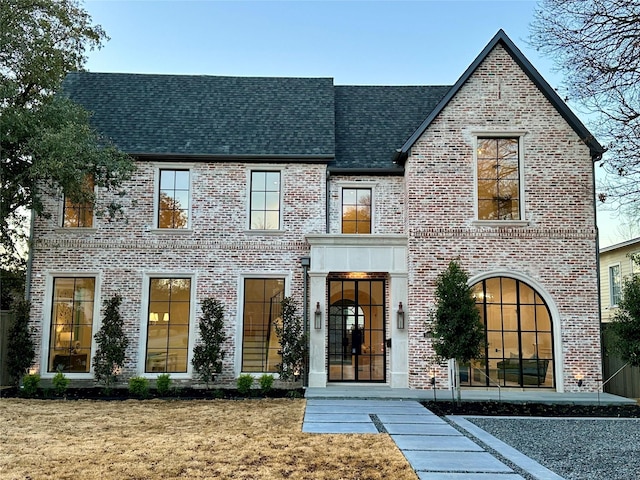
[306,234,408,388]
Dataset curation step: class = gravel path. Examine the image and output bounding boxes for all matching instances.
[467,417,640,480]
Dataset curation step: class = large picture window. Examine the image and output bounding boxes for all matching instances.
[158,169,190,229]
[463,277,554,388]
[477,137,521,220]
[48,277,95,373]
[62,176,94,228]
[241,278,285,372]
[250,171,281,230]
[342,188,371,234]
[146,278,191,373]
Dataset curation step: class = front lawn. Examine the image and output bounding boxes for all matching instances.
[0,398,417,480]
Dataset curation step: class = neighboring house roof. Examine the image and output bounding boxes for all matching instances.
[600,237,640,254]
[333,85,450,171]
[62,73,336,159]
[396,30,606,163]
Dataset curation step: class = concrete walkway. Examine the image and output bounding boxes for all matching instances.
[304,385,636,405]
[303,399,563,480]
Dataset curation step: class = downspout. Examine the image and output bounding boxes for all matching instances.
[325,168,330,234]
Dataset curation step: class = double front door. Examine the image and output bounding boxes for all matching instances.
[327,279,386,382]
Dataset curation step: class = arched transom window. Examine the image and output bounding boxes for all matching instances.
[462,277,554,388]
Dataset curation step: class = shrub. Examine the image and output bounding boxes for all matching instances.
[128,376,149,399]
[286,389,303,399]
[236,374,254,396]
[192,298,227,389]
[21,373,40,397]
[52,371,70,396]
[156,374,172,396]
[274,297,307,382]
[259,374,274,395]
[93,294,129,393]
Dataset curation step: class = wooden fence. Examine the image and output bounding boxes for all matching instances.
[602,326,640,399]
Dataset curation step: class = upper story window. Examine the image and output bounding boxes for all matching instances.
[609,264,621,306]
[250,171,281,230]
[62,176,94,228]
[476,137,521,221]
[342,188,371,234]
[158,169,190,229]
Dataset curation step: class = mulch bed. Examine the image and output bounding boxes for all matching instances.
[421,400,640,418]
[0,386,304,400]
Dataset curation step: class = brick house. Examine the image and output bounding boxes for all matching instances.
[27,30,604,392]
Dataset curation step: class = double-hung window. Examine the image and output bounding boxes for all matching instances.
[476,137,522,221]
[158,169,190,229]
[250,171,281,230]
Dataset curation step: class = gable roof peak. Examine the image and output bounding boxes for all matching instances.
[395,29,604,163]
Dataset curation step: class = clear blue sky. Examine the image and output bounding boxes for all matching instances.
[82,0,624,246]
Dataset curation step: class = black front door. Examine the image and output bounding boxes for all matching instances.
[327,279,385,382]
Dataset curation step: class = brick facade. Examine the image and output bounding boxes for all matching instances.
[27,35,602,392]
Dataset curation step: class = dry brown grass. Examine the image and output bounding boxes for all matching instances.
[0,398,418,480]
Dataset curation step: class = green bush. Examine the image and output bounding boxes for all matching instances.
[128,376,149,399]
[21,373,40,397]
[155,374,172,396]
[52,371,69,396]
[236,374,254,396]
[286,389,303,399]
[259,374,274,395]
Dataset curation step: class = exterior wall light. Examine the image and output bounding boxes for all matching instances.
[576,373,584,388]
[314,302,322,329]
[397,302,405,329]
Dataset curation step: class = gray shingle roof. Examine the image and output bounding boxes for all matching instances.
[334,85,450,169]
[62,72,451,169]
[62,73,336,158]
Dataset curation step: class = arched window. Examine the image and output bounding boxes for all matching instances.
[462,277,554,388]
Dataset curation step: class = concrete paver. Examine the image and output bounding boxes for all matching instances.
[302,398,562,480]
[417,474,525,480]
[391,434,484,451]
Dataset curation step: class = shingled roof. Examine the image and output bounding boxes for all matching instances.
[333,85,449,170]
[62,73,336,159]
[62,72,452,170]
[63,30,604,170]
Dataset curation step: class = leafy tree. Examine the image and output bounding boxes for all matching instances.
[7,299,35,386]
[93,294,128,392]
[531,0,640,218]
[275,297,307,382]
[0,267,25,310]
[1,0,136,269]
[431,260,484,401]
[609,273,640,367]
[192,298,227,389]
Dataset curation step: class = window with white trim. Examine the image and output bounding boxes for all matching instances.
[609,264,621,306]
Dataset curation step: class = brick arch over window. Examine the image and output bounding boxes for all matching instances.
[464,273,561,389]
